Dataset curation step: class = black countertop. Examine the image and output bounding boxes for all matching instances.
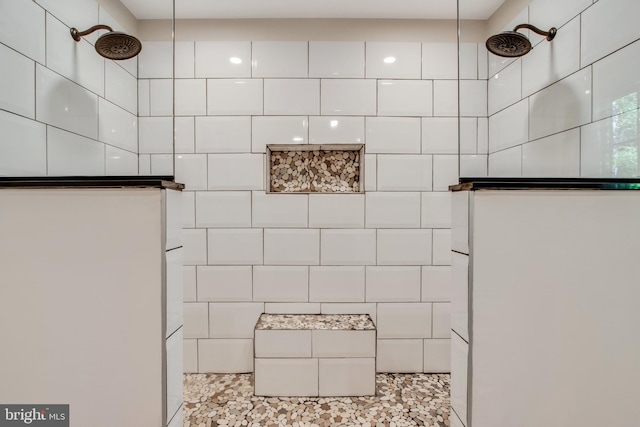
[0,176,184,190]
[449,178,640,191]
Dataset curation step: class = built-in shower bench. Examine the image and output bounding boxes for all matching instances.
[253,314,376,397]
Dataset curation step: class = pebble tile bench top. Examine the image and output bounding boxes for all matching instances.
[255,314,376,331]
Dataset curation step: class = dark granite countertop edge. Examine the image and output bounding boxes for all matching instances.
[450,177,640,191]
[0,176,184,190]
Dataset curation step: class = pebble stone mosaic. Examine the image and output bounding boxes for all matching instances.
[184,373,450,427]
[269,150,361,193]
[255,314,376,331]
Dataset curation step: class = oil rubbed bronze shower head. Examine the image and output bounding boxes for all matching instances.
[70,25,142,60]
[486,24,557,58]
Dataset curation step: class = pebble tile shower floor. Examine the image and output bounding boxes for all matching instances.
[184,373,450,427]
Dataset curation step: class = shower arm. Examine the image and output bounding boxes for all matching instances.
[70,25,114,41]
[513,24,557,41]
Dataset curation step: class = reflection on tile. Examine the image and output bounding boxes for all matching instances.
[195,41,251,78]
[106,145,137,175]
[366,42,421,79]
[0,110,46,176]
[309,117,364,144]
[309,41,365,78]
[47,127,104,176]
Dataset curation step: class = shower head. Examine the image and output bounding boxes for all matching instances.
[70,25,142,60]
[486,24,557,58]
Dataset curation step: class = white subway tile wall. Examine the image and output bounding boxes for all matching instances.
[175,40,479,374]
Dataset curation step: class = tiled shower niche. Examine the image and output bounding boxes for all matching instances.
[267,144,364,193]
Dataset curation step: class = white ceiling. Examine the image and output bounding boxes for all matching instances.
[121,0,506,20]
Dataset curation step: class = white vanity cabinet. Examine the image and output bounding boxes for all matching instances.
[450,179,640,427]
[0,177,184,427]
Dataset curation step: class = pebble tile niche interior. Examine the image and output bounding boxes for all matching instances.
[267,144,364,193]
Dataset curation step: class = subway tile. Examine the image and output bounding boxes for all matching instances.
[308,194,365,228]
[35,0,98,33]
[196,116,252,153]
[105,146,137,176]
[167,332,182,416]
[451,334,468,421]
[0,42,35,118]
[207,79,263,115]
[175,41,195,78]
[195,41,251,78]
[309,41,365,78]
[422,117,458,155]
[364,154,377,191]
[321,79,376,116]
[478,118,489,154]
[46,14,104,96]
[422,266,452,302]
[252,116,308,153]
[183,266,196,302]
[208,302,264,338]
[460,80,487,117]
[529,0,590,34]
[208,154,264,190]
[451,191,469,255]
[105,61,137,114]
[460,155,488,178]
[309,266,365,302]
[265,303,321,314]
[152,154,173,180]
[377,155,433,191]
[488,146,523,177]
[208,229,263,265]
[309,116,364,144]
[451,252,469,341]
[175,154,208,191]
[365,117,421,154]
[522,128,580,177]
[318,358,376,396]
[0,111,46,176]
[377,339,423,373]
[138,41,173,78]
[264,229,319,265]
[422,42,458,79]
[175,79,207,116]
[252,41,308,78]
[377,229,432,266]
[182,191,196,228]
[36,65,98,139]
[253,191,308,227]
[255,330,311,358]
[378,80,433,116]
[47,127,104,176]
[182,228,207,266]
[98,98,137,153]
[433,81,458,117]
[365,192,421,228]
[139,117,173,154]
[166,251,184,337]
[138,154,150,175]
[488,59,521,115]
[529,68,592,141]
[459,43,479,80]
[183,339,197,373]
[137,79,150,116]
[377,303,432,338]
[175,117,195,154]
[196,191,251,228]
[321,303,377,324]
[255,358,317,396]
[183,302,208,338]
[366,42,421,79]
[478,44,489,80]
[421,192,452,229]
[253,266,309,302]
[581,0,640,67]
[320,230,376,265]
[0,0,45,63]
[522,16,581,98]
[149,79,173,116]
[198,339,253,373]
[433,155,459,191]
[423,339,451,373]
[197,266,253,302]
[366,266,421,302]
[264,79,320,115]
[488,99,529,153]
[432,303,451,338]
[592,40,640,122]
[432,229,452,266]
